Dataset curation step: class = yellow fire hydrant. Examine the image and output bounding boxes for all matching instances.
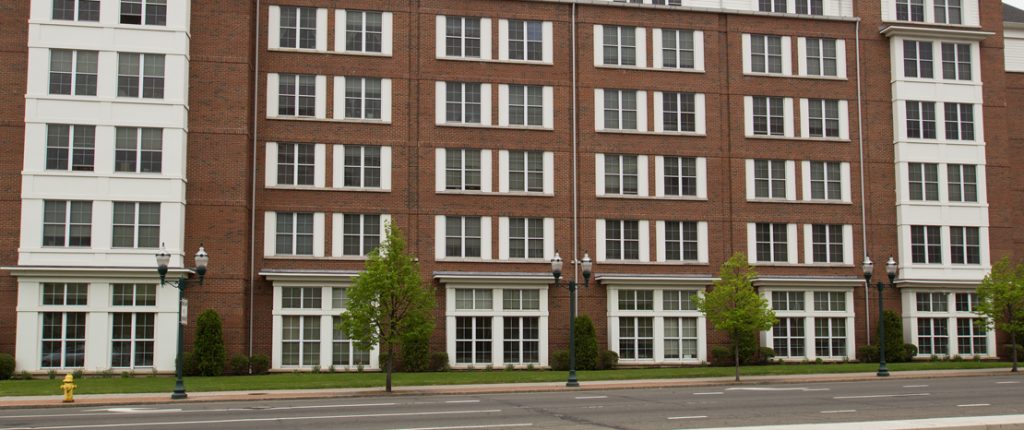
[60,373,76,403]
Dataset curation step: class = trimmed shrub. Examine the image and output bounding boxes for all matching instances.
[881,311,907,362]
[0,353,14,380]
[1003,344,1024,361]
[429,352,450,372]
[194,309,226,376]
[181,351,200,376]
[710,346,733,367]
[598,350,619,370]
[400,334,431,372]
[902,343,919,361]
[250,354,270,375]
[736,331,761,365]
[550,350,569,371]
[574,315,600,371]
[858,344,879,363]
[756,347,776,364]
[229,354,250,375]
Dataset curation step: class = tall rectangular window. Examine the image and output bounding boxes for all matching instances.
[811,224,844,263]
[455,316,492,364]
[278,74,316,117]
[618,317,654,359]
[117,53,164,99]
[346,11,383,53]
[343,145,382,188]
[446,16,481,58]
[934,0,962,24]
[508,151,544,193]
[275,212,314,256]
[943,103,974,141]
[333,316,370,366]
[809,161,841,200]
[603,25,636,66]
[750,35,783,74]
[903,40,934,78]
[111,313,155,368]
[950,226,980,265]
[752,96,785,136]
[606,220,641,260]
[281,315,320,367]
[755,223,788,263]
[663,157,697,197]
[957,318,987,355]
[445,216,482,258]
[52,0,100,21]
[664,221,698,261]
[795,0,824,15]
[753,159,787,199]
[509,20,543,61]
[43,201,92,247]
[115,127,163,173]
[947,164,977,203]
[604,154,639,195]
[758,0,787,13]
[603,90,638,130]
[664,317,698,359]
[807,99,840,138]
[662,92,696,132]
[805,38,837,76]
[445,82,482,124]
[911,225,942,264]
[896,0,925,22]
[344,77,382,120]
[814,318,846,357]
[908,163,939,201]
[445,149,481,191]
[941,43,971,80]
[661,29,694,69]
[342,214,381,256]
[279,6,316,49]
[120,0,166,26]
[504,317,540,363]
[41,312,86,368]
[508,218,544,259]
[773,318,805,357]
[906,101,937,139]
[508,85,544,127]
[46,124,95,171]
[49,49,98,96]
[112,202,160,248]
[917,318,948,355]
[276,143,316,186]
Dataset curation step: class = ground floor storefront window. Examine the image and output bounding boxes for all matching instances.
[444,283,549,368]
[607,286,707,364]
[271,283,377,370]
[762,287,855,361]
[902,289,994,358]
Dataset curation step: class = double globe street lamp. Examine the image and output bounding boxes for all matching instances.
[156,244,209,400]
[551,252,593,388]
[862,256,898,377]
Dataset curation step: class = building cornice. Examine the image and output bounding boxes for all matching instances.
[752,275,864,287]
[596,274,716,286]
[895,278,981,289]
[259,269,360,283]
[518,0,859,22]
[433,271,553,285]
[879,25,994,40]
[0,265,192,279]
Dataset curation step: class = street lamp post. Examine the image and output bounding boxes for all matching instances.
[551,251,592,388]
[156,244,209,400]
[862,256,898,377]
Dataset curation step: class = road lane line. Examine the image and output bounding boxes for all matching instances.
[674,414,1024,430]
[575,396,607,400]
[0,402,399,420]
[833,393,930,399]
[693,392,723,395]
[266,402,399,410]
[667,416,708,420]
[104,408,183,414]
[390,424,533,430]
[726,387,828,392]
[957,404,990,407]
[902,385,928,388]
[821,410,857,414]
[0,409,504,430]
[997,381,1020,384]
[445,400,481,404]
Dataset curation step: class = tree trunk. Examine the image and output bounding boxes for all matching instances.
[386,344,394,392]
[734,341,740,382]
[1012,332,1018,373]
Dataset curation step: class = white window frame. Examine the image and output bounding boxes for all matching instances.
[595,153,649,197]
[654,156,707,199]
[742,34,792,76]
[652,29,705,72]
[744,96,794,138]
[110,312,155,368]
[946,164,978,203]
[800,99,849,140]
[335,10,393,56]
[436,15,492,60]
[745,159,796,201]
[655,221,709,263]
[498,217,555,261]
[435,148,492,193]
[747,222,798,264]
[607,286,707,363]
[901,40,934,79]
[653,92,706,135]
[111,201,161,249]
[263,212,325,258]
[498,84,554,129]
[272,284,379,370]
[949,226,981,265]
[595,89,647,132]
[268,6,327,51]
[802,224,853,265]
[907,162,940,202]
[331,213,390,258]
[909,225,943,265]
[499,19,553,64]
[332,77,392,122]
[942,102,975,141]
[903,290,994,358]
[595,219,650,262]
[594,25,645,68]
[48,49,98,96]
[435,81,492,126]
[434,215,492,260]
[331,145,391,191]
[940,42,972,81]
[445,285,549,368]
[763,287,855,361]
[116,52,164,99]
[904,100,937,140]
[498,150,554,195]
[267,73,327,119]
[46,124,95,172]
[801,160,851,203]
[264,142,326,188]
[42,200,92,248]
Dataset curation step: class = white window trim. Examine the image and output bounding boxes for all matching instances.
[651,29,705,73]
[796,37,847,79]
[331,214,390,258]
[606,286,707,363]
[761,287,856,361]
[882,0,980,26]
[595,219,651,262]
[434,148,493,193]
[800,161,852,203]
[652,92,707,135]
[653,156,707,200]
[593,24,647,68]
[268,6,328,52]
[497,150,554,195]
[265,142,327,188]
[263,211,326,258]
[334,10,394,56]
[594,89,648,132]
[801,224,854,265]
[435,15,493,60]
[741,33,793,76]
[266,73,327,120]
[444,285,549,369]
[331,77,392,123]
[744,96,794,138]
[901,289,995,358]
[331,145,392,191]
[434,81,493,127]
[744,159,797,201]
[271,284,380,370]
[497,19,554,64]
[595,153,649,197]
[497,217,555,261]
[434,215,493,261]
[654,220,709,264]
[799,99,850,140]
[497,84,554,129]
[746,222,799,265]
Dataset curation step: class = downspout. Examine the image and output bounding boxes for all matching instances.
[249,0,262,361]
[572,1,579,287]
[854,18,870,344]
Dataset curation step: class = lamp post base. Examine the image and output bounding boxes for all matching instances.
[566,371,580,388]
[171,378,187,399]
[876,365,890,377]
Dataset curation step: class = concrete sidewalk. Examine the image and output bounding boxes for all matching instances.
[0,367,1017,409]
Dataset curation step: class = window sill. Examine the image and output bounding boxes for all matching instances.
[795,74,848,81]
[650,196,707,202]
[899,201,987,208]
[745,134,797,140]
[650,261,709,266]
[596,129,708,137]
[751,262,799,267]
[30,94,185,106]
[267,116,391,125]
[269,48,393,58]
[492,259,552,264]
[264,255,323,260]
[596,260,653,265]
[499,191,555,197]
[747,198,797,203]
[896,139,983,146]
[268,185,392,193]
[893,77,982,86]
[436,56,553,66]
[30,19,187,33]
[436,258,493,263]
[594,64,705,74]
[802,263,855,268]
[498,124,555,132]
[436,190,492,196]
[597,194,651,199]
[795,200,853,205]
[266,185,324,191]
[796,137,851,143]
[329,187,392,193]
[743,72,792,78]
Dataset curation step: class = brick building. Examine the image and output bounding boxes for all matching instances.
[0,0,1020,373]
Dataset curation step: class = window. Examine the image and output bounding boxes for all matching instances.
[603,90,638,130]
[758,0,787,13]
[652,0,683,4]
[504,317,540,363]
[917,318,948,355]
[276,213,314,256]
[619,317,654,359]
[750,35,783,74]
[281,315,320,366]
[808,161,842,200]
[46,124,94,171]
[43,201,92,247]
[52,0,99,21]
[755,223,788,263]
[282,287,322,309]
[508,85,544,127]
[279,6,317,49]
[807,99,840,138]
[911,225,942,264]
[664,221,698,261]
[943,103,974,141]
[934,0,962,24]
[772,291,804,311]
[343,77,383,120]
[42,283,88,306]
[455,316,492,364]
[508,218,544,259]
[955,292,977,312]
[603,26,637,66]
[941,43,971,80]
[446,216,482,258]
[332,288,348,309]
[663,157,697,197]
[120,0,166,26]
[503,290,540,310]
[811,224,844,263]
[814,318,846,357]
[813,292,846,311]
[957,318,987,355]
[606,220,640,260]
[341,214,381,256]
[342,146,382,188]
[805,38,838,76]
[753,159,787,199]
[445,82,482,124]
[111,313,154,368]
[49,49,97,96]
[117,53,164,99]
[752,96,785,136]
[508,20,543,61]
[112,284,156,307]
[445,149,482,191]
[896,0,925,22]
[917,292,948,312]
[276,143,315,186]
[796,0,823,14]
[618,290,654,311]
[949,226,980,265]
[115,127,163,173]
[947,164,977,202]
[343,10,384,54]
[664,317,698,359]
[903,40,933,78]
[773,318,805,357]
[661,30,694,69]
[604,154,639,195]
[908,163,939,201]
[663,291,698,311]
[446,17,481,58]
[906,101,936,139]
[508,151,544,193]
[662,93,696,132]
[278,74,316,117]
[332,316,370,366]
[112,202,160,248]
[456,289,493,310]
[41,313,86,368]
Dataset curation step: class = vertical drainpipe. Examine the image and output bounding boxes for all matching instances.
[854,18,870,344]
[572,2,579,289]
[249,0,262,361]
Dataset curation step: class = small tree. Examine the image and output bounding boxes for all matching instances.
[573,315,599,370]
[976,257,1024,372]
[194,309,226,376]
[695,252,777,381]
[339,223,436,392]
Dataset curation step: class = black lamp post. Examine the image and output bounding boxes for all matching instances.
[156,244,209,400]
[551,251,592,388]
[862,256,898,377]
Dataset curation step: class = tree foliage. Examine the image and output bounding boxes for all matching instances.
[695,252,776,381]
[976,257,1024,372]
[573,315,599,370]
[193,309,226,376]
[339,223,436,391]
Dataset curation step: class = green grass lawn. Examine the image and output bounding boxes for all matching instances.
[0,361,1010,397]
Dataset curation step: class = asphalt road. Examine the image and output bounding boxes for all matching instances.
[2,374,1024,429]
